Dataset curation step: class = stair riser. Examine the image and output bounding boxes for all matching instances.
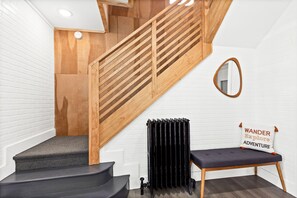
[14,154,88,172]
[0,168,113,198]
[111,181,129,198]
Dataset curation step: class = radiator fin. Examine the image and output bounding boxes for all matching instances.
[147,118,191,191]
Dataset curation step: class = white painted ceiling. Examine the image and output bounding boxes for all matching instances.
[29,0,104,32]
[214,0,292,48]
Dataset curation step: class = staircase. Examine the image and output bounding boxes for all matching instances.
[0,137,130,198]
[88,0,232,164]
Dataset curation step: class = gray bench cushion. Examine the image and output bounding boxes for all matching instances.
[191,147,282,168]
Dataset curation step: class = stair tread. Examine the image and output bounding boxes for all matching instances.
[0,162,114,185]
[14,136,88,160]
[42,175,130,198]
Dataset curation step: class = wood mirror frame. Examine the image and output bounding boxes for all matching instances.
[213,57,243,98]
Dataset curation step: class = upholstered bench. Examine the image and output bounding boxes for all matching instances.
[190,147,286,198]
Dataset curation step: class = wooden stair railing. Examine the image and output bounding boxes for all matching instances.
[204,0,232,43]
[89,0,232,164]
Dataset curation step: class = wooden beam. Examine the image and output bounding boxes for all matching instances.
[54,27,105,33]
[97,1,109,32]
[205,0,232,43]
[98,0,134,8]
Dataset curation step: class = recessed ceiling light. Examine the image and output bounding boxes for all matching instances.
[58,9,72,17]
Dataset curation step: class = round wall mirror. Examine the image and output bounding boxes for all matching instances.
[213,58,242,98]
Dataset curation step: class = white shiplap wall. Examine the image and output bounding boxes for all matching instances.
[0,0,55,180]
[254,1,297,196]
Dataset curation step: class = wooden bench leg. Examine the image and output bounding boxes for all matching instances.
[276,162,287,192]
[200,169,206,198]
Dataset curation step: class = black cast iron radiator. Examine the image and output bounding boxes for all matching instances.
[140,118,194,196]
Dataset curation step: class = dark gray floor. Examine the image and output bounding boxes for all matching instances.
[128,176,295,198]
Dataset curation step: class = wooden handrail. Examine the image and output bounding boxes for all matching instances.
[88,0,232,165]
[88,0,190,67]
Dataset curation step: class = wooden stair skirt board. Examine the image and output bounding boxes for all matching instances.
[88,0,232,164]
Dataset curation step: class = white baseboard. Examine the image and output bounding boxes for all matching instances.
[258,167,297,197]
[0,128,55,180]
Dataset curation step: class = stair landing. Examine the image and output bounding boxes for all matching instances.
[14,136,88,171]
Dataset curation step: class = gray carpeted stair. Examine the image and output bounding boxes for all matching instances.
[40,175,130,198]
[13,136,88,171]
[0,162,129,198]
[1,135,130,198]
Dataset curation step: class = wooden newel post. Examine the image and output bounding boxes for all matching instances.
[88,62,100,165]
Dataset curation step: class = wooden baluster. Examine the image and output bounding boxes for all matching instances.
[151,20,158,98]
[89,62,100,165]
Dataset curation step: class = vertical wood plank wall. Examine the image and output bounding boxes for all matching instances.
[55,31,105,136]
[54,0,168,136]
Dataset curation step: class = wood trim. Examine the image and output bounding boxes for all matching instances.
[98,0,134,8]
[88,63,100,165]
[54,27,105,34]
[213,57,243,98]
[205,0,232,43]
[97,1,109,32]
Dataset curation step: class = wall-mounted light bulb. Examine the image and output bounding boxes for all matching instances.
[74,31,83,40]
